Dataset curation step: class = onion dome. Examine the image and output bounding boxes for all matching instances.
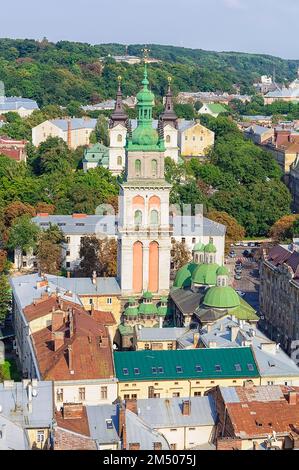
[192,263,219,286]
[173,262,197,289]
[124,297,139,317]
[204,242,217,254]
[216,265,229,276]
[193,242,205,252]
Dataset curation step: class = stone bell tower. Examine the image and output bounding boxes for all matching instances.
[117,64,171,296]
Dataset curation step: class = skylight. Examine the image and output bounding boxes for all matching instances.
[123,368,129,375]
[106,419,113,429]
[215,365,222,372]
[158,367,164,374]
[234,363,242,372]
[151,367,157,374]
[176,366,183,373]
[195,365,202,373]
[134,368,140,375]
[247,363,254,371]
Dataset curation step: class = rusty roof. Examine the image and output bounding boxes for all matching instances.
[55,407,90,437]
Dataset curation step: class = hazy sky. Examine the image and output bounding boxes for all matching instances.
[2,0,299,59]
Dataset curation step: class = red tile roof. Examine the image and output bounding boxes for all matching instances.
[92,310,116,325]
[31,307,114,381]
[24,295,80,322]
[55,407,90,437]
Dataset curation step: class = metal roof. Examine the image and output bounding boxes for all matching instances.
[32,214,117,236]
[0,414,28,450]
[0,381,53,428]
[50,118,97,131]
[126,409,170,450]
[114,347,259,381]
[46,274,121,296]
[137,327,188,342]
[86,405,120,445]
[0,96,39,112]
[136,396,217,428]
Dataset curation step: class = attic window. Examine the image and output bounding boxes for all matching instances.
[195,365,202,373]
[158,367,164,374]
[234,363,242,372]
[215,365,222,372]
[123,368,129,376]
[106,419,113,429]
[134,368,140,375]
[76,223,85,226]
[176,366,183,374]
[152,367,157,374]
[247,363,254,371]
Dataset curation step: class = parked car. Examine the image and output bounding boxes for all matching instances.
[234,273,241,280]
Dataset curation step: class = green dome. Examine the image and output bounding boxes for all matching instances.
[204,242,217,254]
[173,262,197,288]
[138,302,158,316]
[143,291,153,300]
[132,125,159,146]
[192,263,219,286]
[157,305,168,316]
[160,296,168,303]
[193,242,205,252]
[203,286,241,309]
[124,306,139,316]
[216,265,229,276]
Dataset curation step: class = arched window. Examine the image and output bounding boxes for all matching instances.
[209,255,213,264]
[117,134,122,142]
[217,277,222,287]
[135,159,141,176]
[150,210,159,226]
[222,278,226,287]
[117,155,122,166]
[166,135,171,143]
[200,254,204,263]
[134,210,142,226]
[151,159,158,177]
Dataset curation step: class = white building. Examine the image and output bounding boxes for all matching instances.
[0,96,39,117]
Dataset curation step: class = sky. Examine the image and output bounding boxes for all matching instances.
[1,0,299,59]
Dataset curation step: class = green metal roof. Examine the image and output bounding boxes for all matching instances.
[193,242,205,252]
[192,263,219,285]
[143,291,153,300]
[206,103,227,114]
[173,262,197,288]
[124,306,139,316]
[216,265,229,276]
[118,324,134,336]
[203,286,241,309]
[83,142,109,163]
[138,302,158,315]
[114,347,259,382]
[204,242,217,254]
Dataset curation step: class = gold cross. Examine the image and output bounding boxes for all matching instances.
[142,46,150,61]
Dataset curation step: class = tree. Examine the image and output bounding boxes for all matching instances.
[4,201,36,227]
[36,224,65,274]
[79,236,117,277]
[98,238,118,277]
[269,214,299,242]
[7,216,40,269]
[207,210,246,254]
[171,241,192,271]
[37,137,73,174]
[90,115,110,147]
[0,275,11,325]
[0,250,8,274]
[35,202,55,214]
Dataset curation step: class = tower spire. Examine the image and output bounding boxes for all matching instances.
[159,76,178,129]
[109,75,128,128]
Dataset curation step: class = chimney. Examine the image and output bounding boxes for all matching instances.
[67,119,72,149]
[230,325,239,342]
[52,331,64,351]
[193,332,200,348]
[92,271,97,285]
[63,403,84,420]
[126,399,138,415]
[288,391,297,406]
[208,341,217,348]
[67,271,71,279]
[67,345,73,372]
[52,309,64,332]
[69,310,74,338]
[119,404,127,449]
[206,324,212,333]
[182,399,191,416]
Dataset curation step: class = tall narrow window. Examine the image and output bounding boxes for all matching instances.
[117,155,122,166]
[133,241,143,293]
[117,134,122,142]
[135,159,141,176]
[134,210,142,226]
[151,159,158,177]
[150,210,159,226]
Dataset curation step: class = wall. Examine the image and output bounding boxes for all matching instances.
[54,379,118,409]
[180,124,214,158]
[157,425,214,450]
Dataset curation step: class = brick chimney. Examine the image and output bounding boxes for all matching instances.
[52,309,64,331]
[288,390,297,406]
[119,404,127,449]
[67,119,72,149]
[63,403,84,420]
[52,331,64,351]
[193,332,200,348]
[126,399,138,415]
[182,399,191,416]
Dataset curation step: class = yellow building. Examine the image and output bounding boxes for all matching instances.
[114,348,260,400]
[178,121,215,159]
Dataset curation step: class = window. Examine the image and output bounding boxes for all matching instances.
[192,237,196,244]
[117,155,122,166]
[170,444,177,450]
[247,363,254,371]
[66,237,71,243]
[182,238,186,244]
[152,367,157,374]
[56,388,63,402]
[167,343,173,350]
[131,394,137,399]
[235,363,242,372]
[66,250,70,256]
[185,136,188,141]
[192,136,196,141]
[195,365,202,373]
[79,387,86,400]
[150,209,159,226]
[23,262,27,267]
[135,159,141,176]
[176,366,183,374]
[153,393,160,398]
[172,392,180,397]
[106,419,113,429]
[166,135,171,143]
[37,430,45,443]
[158,367,164,374]
[123,368,129,375]
[76,223,85,227]
[101,386,108,400]
[194,392,202,396]
[66,262,70,268]
[267,381,274,385]
[151,159,158,176]
[145,344,150,350]
[134,210,142,226]
[107,297,112,305]
[215,365,222,372]
[124,394,130,399]
[117,134,122,142]
[134,368,140,375]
